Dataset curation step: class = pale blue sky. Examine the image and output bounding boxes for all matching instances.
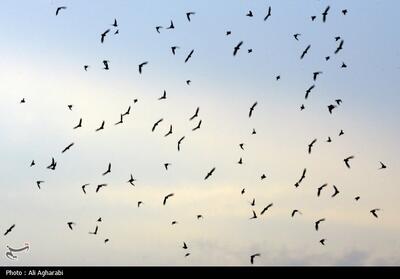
[0,0,399,266]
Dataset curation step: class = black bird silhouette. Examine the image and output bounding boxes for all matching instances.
[103,60,109,70]
[238,157,243,165]
[81,183,89,194]
[250,253,261,264]
[112,18,118,27]
[241,188,246,195]
[344,156,354,169]
[36,180,44,189]
[226,30,231,36]
[184,49,194,63]
[311,16,316,21]
[320,239,326,246]
[155,26,163,33]
[185,253,190,257]
[104,239,109,244]
[171,221,178,225]
[250,210,257,220]
[276,75,281,81]
[163,193,174,205]
[291,210,302,217]
[204,167,216,180]
[101,29,110,43]
[20,98,26,103]
[138,201,143,207]
[122,106,131,117]
[264,6,272,21]
[260,203,273,215]
[95,121,105,132]
[73,118,82,129]
[295,168,306,187]
[158,90,167,100]
[328,104,336,114]
[102,163,111,176]
[305,84,315,99]
[248,49,253,53]
[68,104,73,111]
[308,139,317,154]
[335,99,343,106]
[97,217,102,222]
[249,102,257,118]
[186,12,195,22]
[239,143,245,150]
[317,184,328,197]
[192,120,202,131]
[67,222,75,230]
[114,29,119,35]
[332,185,340,197]
[166,20,175,29]
[186,80,191,85]
[335,40,344,54]
[250,198,255,207]
[246,11,253,17]
[339,129,344,136]
[164,125,173,137]
[315,218,325,231]
[300,104,305,111]
[300,45,311,59]
[197,215,203,220]
[84,65,89,71]
[313,71,322,81]
[55,6,66,16]
[379,162,387,169]
[251,128,256,135]
[177,136,185,151]
[47,157,57,170]
[322,6,330,22]
[325,56,330,61]
[355,196,360,201]
[294,33,301,41]
[115,114,123,125]
[128,174,136,186]
[89,225,98,235]
[4,224,15,236]
[138,61,148,74]
[182,242,188,249]
[30,160,35,167]
[152,118,163,132]
[96,184,107,193]
[341,62,347,68]
[327,137,332,143]
[233,41,243,56]
[261,174,267,180]
[189,107,199,121]
[370,208,381,218]
[164,163,171,170]
[342,9,348,15]
[171,46,179,55]
[62,143,74,153]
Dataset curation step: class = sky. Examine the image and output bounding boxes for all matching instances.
[0,0,399,266]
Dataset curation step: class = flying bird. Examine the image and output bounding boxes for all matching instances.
[81,183,89,194]
[30,160,35,167]
[233,41,243,56]
[73,118,82,129]
[166,20,175,29]
[335,40,344,54]
[332,185,340,197]
[317,184,328,197]
[379,162,387,169]
[308,139,317,154]
[342,9,348,15]
[328,104,336,114]
[101,29,110,43]
[322,6,330,22]
[186,12,195,22]
[67,222,75,230]
[96,184,107,193]
[250,210,257,220]
[155,26,163,33]
[370,208,381,218]
[204,167,216,180]
[260,203,273,215]
[89,225,98,235]
[246,11,253,17]
[249,102,257,118]
[291,210,302,217]
[300,45,311,59]
[182,242,188,249]
[313,71,322,81]
[335,99,343,106]
[127,174,136,186]
[261,174,267,180]
[47,157,57,170]
[102,163,111,176]
[192,120,202,131]
[4,225,15,236]
[305,85,315,99]
[184,49,194,63]
[152,118,163,132]
[171,46,179,55]
[164,125,172,137]
[163,193,174,205]
[339,129,344,136]
[36,180,44,189]
[114,114,123,125]
[320,239,326,246]
[112,18,118,27]
[189,107,199,121]
[158,90,167,100]
[344,156,354,169]
[61,143,74,153]
[315,218,326,231]
[295,168,306,187]
[122,106,131,117]
[293,33,301,41]
[250,253,261,264]
[164,163,171,170]
[55,6,66,16]
[138,61,148,74]
[264,6,272,21]
[177,136,185,151]
[103,60,110,70]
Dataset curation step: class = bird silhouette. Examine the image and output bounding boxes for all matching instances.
[127,174,136,186]
[104,239,109,244]
[97,217,102,222]
[197,215,203,220]
[342,9,348,15]
[81,184,89,194]
[250,198,256,207]
[20,98,26,103]
[335,40,344,54]
[204,167,216,180]
[295,168,306,187]
[341,62,347,68]
[313,71,322,81]
[305,85,315,99]
[102,163,111,176]
[260,203,273,215]
[155,26,163,33]
[370,208,381,218]
[250,253,261,264]
[68,104,73,111]
[226,31,231,36]
[166,20,175,30]
[250,210,257,219]
[101,29,110,43]
[62,143,74,153]
[138,61,148,74]
[164,163,171,170]
[186,12,195,22]
[89,225,98,235]
[300,104,305,111]
[36,180,44,189]
[96,184,107,193]
[322,6,330,22]
[233,41,243,56]
[163,193,174,205]
[320,239,326,246]
[294,33,301,41]
[261,174,267,180]
[344,156,354,168]
[103,60,110,70]
[30,160,35,167]
[4,224,15,236]
[152,118,163,132]
[335,99,343,106]
[332,185,340,197]
[112,18,118,27]
[328,104,336,114]
[189,107,199,121]
[246,11,253,17]
[339,129,344,136]
[192,120,202,131]
[138,201,143,207]
[186,80,191,85]
[47,157,57,170]
[317,184,328,197]
[315,218,326,231]
[182,242,188,249]
[122,106,131,117]
[67,222,75,230]
[171,221,178,225]
[264,7,272,21]
[171,46,179,55]
[241,188,246,195]
[55,6,67,16]
[291,210,302,217]
[158,90,167,100]
[249,102,257,118]
[308,139,317,154]
[252,128,256,135]
[379,162,387,169]
[84,65,89,71]
[327,137,332,143]
[177,136,185,151]
[311,16,316,21]
[114,114,123,125]
[164,125,173,137]
[300,45,311,59]
[184,49,194,63]
[238,157,243,165]
[73,118,82,129]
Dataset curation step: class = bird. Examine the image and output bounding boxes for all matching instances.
[163,193,174,205]
[127,174,136,186]
[185,253,190,257]
[155,26,163,33]
[315,218,325,231]
[311,16,316,21]
[164,125,172,137]
[164,163,171,170]
[341,62,347,68]
[250,198,256,207]
[320,239,326,246]
[250,210,257,220]
[342,9,348,15]
[339,129,344,136]
[327,137,332,143]
[197,215,203,220]
[166,20,175,29]
[83,65,89,71]
[322,6,330,22]
[182,242,188,249]
[335,99,343,106]
[138,61,148,74]
[73,118,82,129]
[241,188,245,195]
[260,203,273,215]
[67,222,75,230]
[233,41,243,56]
[137,201,143,208]
[250,253,261,264]
[186,80,191,85]
[96,184,107,193]
[332,185,340,197]
[55,6,66,16]
[379,162,387,169]
[344,156,354,169]
[122,106,131,117]
[68,104,73,111]
[261,174,267,180]
[186,12,195,22]
[102,163,111,176]
[355,196,360,201]
[300,45,311,59]
[305,85,315,99]
[300,104,305,111]
[103,60,110,70]
[239,143,245,150]
[171,221,178,225]
[171,46,179,55]
[276,75,281,81]
[238,157,243,165]
[293,33,301,41]
[114,29,119,35]
[184,49,194,63]
[264,6,272,21]
[47,157,57,170]
[328,104,336,114]
[97,217,102,222]
[247,49,253,54]
[20,98,26,104]
[249,102,257,118]
[317,184,328,197]
[204,167,216,180]
[189,107,199,121]
[104,239,109,244]
[295,168,306,187]
[101,29,110,43]
[177,136,185,151]
[114,114,123,125]
[291,210,302,217]
[89,225,98,235]
[226,31,231,36]
[158,90,167,100]
[246,11,253,17]
[30,160,35,167]
[335,40,344,54]
[36,180,44,189]
[251,128,256,135]
[112,18,118,27]
[61,143,74,153]
[81,184,89,194]
[4,225,15,236]
[308,139,317,154]
[192,120,202,131]
[370,208,381,218]
[325,56,330,61]
[313,71,322,81]
[152,118,163,132]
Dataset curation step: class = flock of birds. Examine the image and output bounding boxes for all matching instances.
[2,4,389,265]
